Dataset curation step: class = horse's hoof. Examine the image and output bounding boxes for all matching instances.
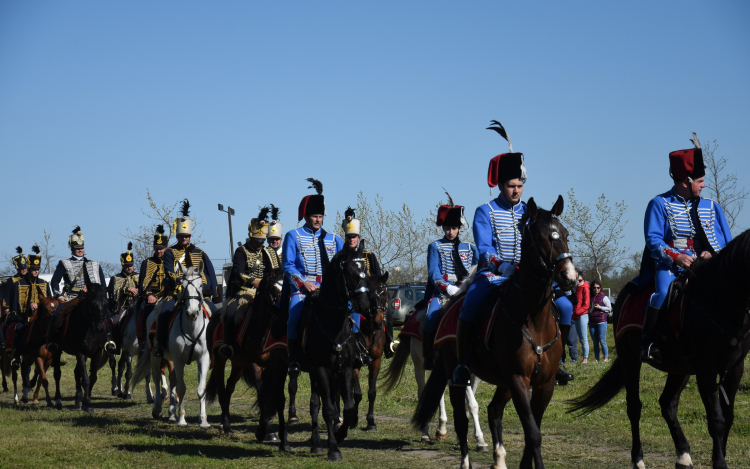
[55,401,63,410]
[288,416,300,424]
[327,451,343,462]
[125,394,132,400]
[281,444,292,452]
[675,464,694,469]
[84,407,94,414]
[311,447,325,455]
[21,397,28,404]
[421,434,431,443]
[199,423,211,430]
[365,425,378,431]
[75,403,83,411]
[111,389,118,396]
[435,432,447,442]
[31,401,39,406]
[47,401,55,408]
[146,397,154,404]
[152,410,162,420]
[476,443,490,452]
[264,432,279,442]
[333,422,342,432]
[255,429,265,442]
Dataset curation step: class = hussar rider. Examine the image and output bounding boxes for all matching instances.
[8,245,53,369]
[422,191,478,370]
[639,133,732,363]
[219,206,279,358]
[453,121,527,386]
[137,225,168,348]
[1,247,28,335]
[106,242,140,354]
[153,200,219,357]
[47,227,109,354]
[283,178,343,375]
[266,204,284,302]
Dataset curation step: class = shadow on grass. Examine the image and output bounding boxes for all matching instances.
[116,443,274,459]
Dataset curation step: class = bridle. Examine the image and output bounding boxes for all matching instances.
[522,215,573,282]
[176,271,206,365]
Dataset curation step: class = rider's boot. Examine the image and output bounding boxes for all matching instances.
[556,324,574,385]
[640,305,662,363]
[153,311,171,358]
[422,328,436,370]
[287,338,301,376]
[451,319,474,387]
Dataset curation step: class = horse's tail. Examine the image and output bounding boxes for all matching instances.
[242,365,260,395]
[130,349,152,392]
[411,354,448,431]
[380,335,411,393]
[205,359,222,404]
[566,357,625,415]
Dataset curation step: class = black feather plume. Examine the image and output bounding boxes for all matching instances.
[442,188,455,208]
[72,226,81,234]
[15,246,23,255]
[270,204,280,221]
[155,224,165,235]
[344,206,356,219]
[487,120,513,152]
[127,241,133,251]
[257,206,271,222]
[31,245,40,255]
[306,178,323,195]
[180,199,191,218]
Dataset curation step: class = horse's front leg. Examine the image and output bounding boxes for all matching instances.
[488,386,511,469]
[196,352,211,429]
[449,381,472,469]
[172,358,188,426]
[21,359,31,404]
[719,360,744,458]
[365,359,380,431]
[468,375,489,450]
[309,372,324,455]
[79,356,93,413]
[696,371,729,469]
[116,352,128,397]
[659,374,693,469]
[336,366,357,442]
[149,355,163,420]
[288,372,299,424]
[121,352,133,399]
[622,352,645,469]
[109,354,117,396]
[74,355,84,410]
[507,374,541,469]
[53,353,63,410]
[312,367,342,461]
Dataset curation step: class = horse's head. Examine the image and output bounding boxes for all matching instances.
[178,261,205,321]
[37,294,59,319]
[522,196,577,291]
[367,270,389,326]
[333,240,373,315]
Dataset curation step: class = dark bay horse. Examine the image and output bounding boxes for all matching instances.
[413,196,577,469]
[47,282,111,412]
[257,241,380,461]
[206,257,284,436]
[569,229,750,469]
[17,294,59,406]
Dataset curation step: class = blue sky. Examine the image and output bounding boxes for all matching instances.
[2,1,748,268]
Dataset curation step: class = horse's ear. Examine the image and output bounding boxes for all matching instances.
[381,271,389,284]
[526,197,538,219]
[551,195,564,216]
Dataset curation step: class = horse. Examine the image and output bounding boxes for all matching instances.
[568,229,750,469]
[205,255,284,436]
[47,282,112,412]
[131,263,211,428]
[381,303,489,449]
[257,241,381,461]
[412,196,577,469]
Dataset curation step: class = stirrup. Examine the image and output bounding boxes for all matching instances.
[451,364,471,387]
[153,347,165,358]
[10,357,20,371]
[641,342,661,363]
[218,344,234,358]
[47,342,59,354]
[287,360,300,376]
[105,341,117,354]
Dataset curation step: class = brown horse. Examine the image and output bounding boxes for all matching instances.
[413,196,577,469]
[205,259,283,437]
[569,229,750,469]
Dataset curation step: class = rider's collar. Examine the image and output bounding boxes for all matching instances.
[494,195,522,211]
[302,225,321,236]
[72,255,84,261]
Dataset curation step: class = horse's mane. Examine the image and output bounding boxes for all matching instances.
[55,296,83,326]
[692,228,750,281]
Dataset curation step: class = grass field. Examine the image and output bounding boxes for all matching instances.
[1,328,749,469]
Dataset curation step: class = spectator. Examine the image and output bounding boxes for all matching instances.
[573,274,590,363]
[553,282,575,384]
[588,280,612,362]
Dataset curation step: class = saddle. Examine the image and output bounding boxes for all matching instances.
[433,284,508,350]
[261,315,287,354]
[615,276,688,343]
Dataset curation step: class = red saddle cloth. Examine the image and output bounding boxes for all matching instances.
[3,323,17,354]
[261,316,287,354]
[399,310,423,341]
[615,281,685,343]
[433,291,502,350]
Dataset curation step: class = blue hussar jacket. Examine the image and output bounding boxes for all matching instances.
[282,226,344,290]
[644,189,732,273]
[473,196,526,272]
[427,238,478,294]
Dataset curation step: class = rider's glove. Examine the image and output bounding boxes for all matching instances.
[496,262,517,278]
[445,285,459,296]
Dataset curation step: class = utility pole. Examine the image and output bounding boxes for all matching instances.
[217,204,235,258]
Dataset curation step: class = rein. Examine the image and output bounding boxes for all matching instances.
[176,275,207,365]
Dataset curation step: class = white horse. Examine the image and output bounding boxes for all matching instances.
[131,264,211,428]
[382,308,489,450]
[109,304,167,402]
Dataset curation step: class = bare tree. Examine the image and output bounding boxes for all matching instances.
[34,229,57,274]
[100,261,122,277]
[702,139,747,231]
[561,189,629,285]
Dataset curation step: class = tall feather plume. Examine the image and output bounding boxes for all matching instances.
[691,132,701,150]
[32,245,40,254]
[127,241,133,251]
[306,178,323,195]
[155,224,165,234]
[15,246,23,254]
[72,226,81,234]
[180,199,191,218]
[270,204,280,221]
[344,206,356,219]
[487,120,513,153]
[257,206,271,222]
[442,187,455,208]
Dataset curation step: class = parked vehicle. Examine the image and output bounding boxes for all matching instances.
[387,284,426,325]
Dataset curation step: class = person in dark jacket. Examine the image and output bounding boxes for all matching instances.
[588,280,611,362]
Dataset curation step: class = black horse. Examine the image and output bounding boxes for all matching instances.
[257,241,380,461]
[569,229,750,469]
[47,282,110,412]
